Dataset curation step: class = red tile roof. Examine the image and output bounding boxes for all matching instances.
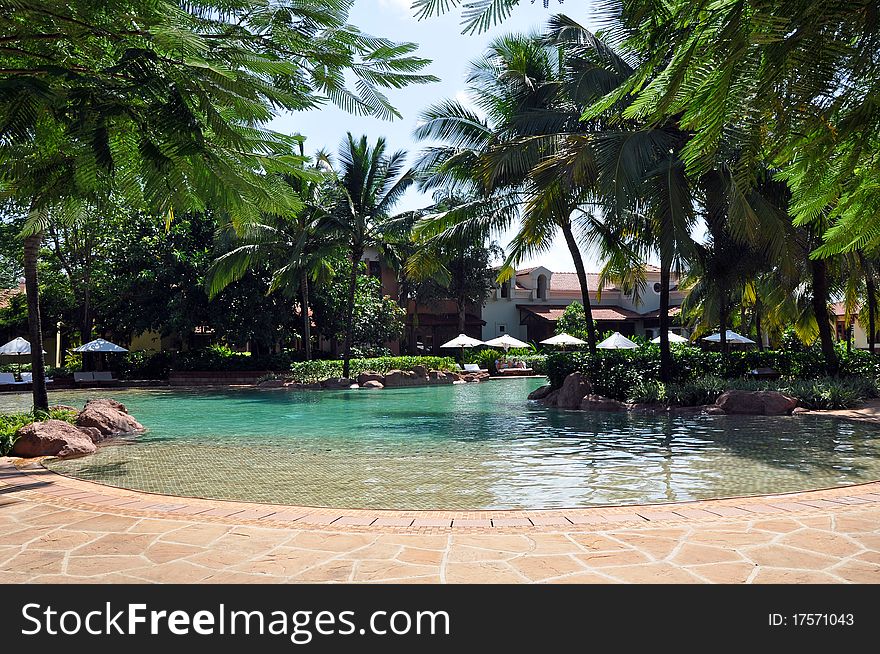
[0,283,24,310]
[519,304,643,322]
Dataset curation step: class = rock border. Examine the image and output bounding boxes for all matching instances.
[256,367,489,390]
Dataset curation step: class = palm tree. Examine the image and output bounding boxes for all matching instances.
[206,157,338,361]
[412,29,627,353]
[324,134,415,378]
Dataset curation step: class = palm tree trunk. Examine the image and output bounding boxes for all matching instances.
[810,257,839,374]
[719,287,729,356]
[457,300,466,334]
[23,232,49,413]
[342,249,362,379]
[300,275,311,361]
[561,221,596,353]
[659,256,672,383]
[754,298,764,351]
[410,300,419,355]
[859,251,876,354]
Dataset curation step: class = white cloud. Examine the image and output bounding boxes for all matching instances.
[376,0,415,18]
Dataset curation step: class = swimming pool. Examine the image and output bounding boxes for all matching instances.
[4,379,880,509]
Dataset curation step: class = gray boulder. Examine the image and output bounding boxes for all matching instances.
[528,385,554,401]
[357,371,384,386]
[12,420,97,459]
[556,372,591,409]
[715,390,798,415]
[361,380,384,389]
[580,394,627,411]
[321,377,353,390]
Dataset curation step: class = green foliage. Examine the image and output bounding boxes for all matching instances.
[555,303,594,342]
[547,345,880,406]
[0,408,77,456]
[287,356,458,383]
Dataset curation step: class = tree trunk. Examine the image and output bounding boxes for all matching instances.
[561,221,597,353]
[300,275,311,361]
[341,249,362,379]
[754,299,764,351]
[810,257,839,374]
[457,299,466,334]
[719,286,729,356]
[859,251,876,354]
[23,232,49,413]
[410,300,419,355]
[659,256,672,383]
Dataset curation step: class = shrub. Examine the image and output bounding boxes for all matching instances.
[287,356,458,383]
[0,408,78,456]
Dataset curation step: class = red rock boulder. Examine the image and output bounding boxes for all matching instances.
[715,390,798,416]
[556,372,591,409]
[12,420,97,459]
[76,398,145,438]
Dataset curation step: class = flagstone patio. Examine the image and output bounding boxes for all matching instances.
[2,458,879,583]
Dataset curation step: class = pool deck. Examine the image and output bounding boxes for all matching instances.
[3,444,880,583]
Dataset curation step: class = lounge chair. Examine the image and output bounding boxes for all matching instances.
[74,371,95,384]
[19,373,52,384]
[462,363,484,372]
[93,371,116,382]
[0,372,22,385]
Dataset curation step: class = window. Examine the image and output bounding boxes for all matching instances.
[498,324,506,334]
[537,274,548,300]
[500,281,509,298]
[368,260,382,278]
[653,282,662,294]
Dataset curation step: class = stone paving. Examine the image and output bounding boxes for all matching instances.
[2,458,880,583]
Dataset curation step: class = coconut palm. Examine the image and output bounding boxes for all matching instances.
[412,29,630,353]
[324,134,415,378]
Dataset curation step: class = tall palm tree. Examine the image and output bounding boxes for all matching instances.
[412,29,633,353]
[325,134,415,378]
[206,157,338,361]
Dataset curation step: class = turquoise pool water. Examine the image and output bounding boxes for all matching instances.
[3,379,880,509]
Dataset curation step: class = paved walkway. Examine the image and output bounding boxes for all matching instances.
[2,459,879,584]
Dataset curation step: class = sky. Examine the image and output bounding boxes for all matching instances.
[268,0,606,272]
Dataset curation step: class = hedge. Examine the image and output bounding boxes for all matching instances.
[287,356,458,383]
[545,345,880,406]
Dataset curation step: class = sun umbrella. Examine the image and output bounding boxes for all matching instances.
[540,333,587,348]
[484,334,529,352]
[597,331,639,349]
[440,333,484,363]
[0,337,46,374]
[701,330,756,345]
[72,338,128,353]
[650,331,689,344]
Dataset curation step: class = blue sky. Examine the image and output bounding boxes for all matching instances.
[269,0,605,272]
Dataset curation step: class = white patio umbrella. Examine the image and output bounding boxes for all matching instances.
[540,332,587,348]
[72,338,128,353]
[0,337,46,373]
[597,331,639,349]
[440,333,484,363]
[701,330,756,345]
[651,331,689,344]
[484,334,529,353]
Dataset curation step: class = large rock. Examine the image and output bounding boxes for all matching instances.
[361,380,384,389]
[540,389,560,407]
[410,365,429,379]
[383,370,426,387]
[76,398,145,437]
[715,390,798,416]
[528,384,554,401]
[12,420,97,459]
[257,379,284,388]
[428,370,455,385]
[321,377,353,390]
[556,372,591,409]
[285,381,322,390]
[357,371,384,386]
[580,394,627,412]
